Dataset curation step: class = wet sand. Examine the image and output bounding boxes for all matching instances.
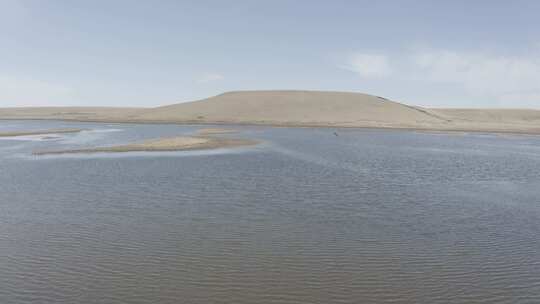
[195,128,238,135]
[0,128,84,137]
[33,135,256,155]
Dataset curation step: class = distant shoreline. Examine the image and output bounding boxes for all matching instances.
[1,90,539,136]
[2,117,539,136]
[0,128,84,137]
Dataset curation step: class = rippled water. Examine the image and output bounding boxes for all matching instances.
[1,120,540,303]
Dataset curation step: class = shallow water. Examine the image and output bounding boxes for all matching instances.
[1,120,540,303]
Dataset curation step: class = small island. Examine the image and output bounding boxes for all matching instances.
[33,129,256,155]
[0,128,84,137]
[195,128,238,135]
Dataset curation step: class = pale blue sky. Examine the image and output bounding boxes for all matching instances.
[1,0,540,108]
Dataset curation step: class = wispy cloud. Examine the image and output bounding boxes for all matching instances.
[197,72,224,84]
[340,53,392,78]
[411,49,540,96]
[342,47,540,106]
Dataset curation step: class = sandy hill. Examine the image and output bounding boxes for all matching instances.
[135,90,447,128]
[1,90,539,133]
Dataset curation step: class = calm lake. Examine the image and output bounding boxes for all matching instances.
[1,120,540,304]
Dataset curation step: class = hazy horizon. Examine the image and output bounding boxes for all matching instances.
[1,0,540,109]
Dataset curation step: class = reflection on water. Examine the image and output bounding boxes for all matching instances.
[1,121,540,304]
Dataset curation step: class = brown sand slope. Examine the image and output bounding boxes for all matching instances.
[1,90,539,133]
[135,90,447,128]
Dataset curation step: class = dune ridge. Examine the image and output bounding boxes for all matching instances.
[2,90,540,134]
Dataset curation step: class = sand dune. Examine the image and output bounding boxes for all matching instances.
[1,90,540,134]
[136,91,447,128]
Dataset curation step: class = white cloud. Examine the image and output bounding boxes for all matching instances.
[496,92,540,108]
[411,49,540,96]
[343,47,540,107]
[340,53,392,78]
[197,72,224,83]
[0,76,74,107]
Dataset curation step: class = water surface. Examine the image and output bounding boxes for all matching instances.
[1,120,540,303]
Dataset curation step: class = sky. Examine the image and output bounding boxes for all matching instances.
[1,0,540,108]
